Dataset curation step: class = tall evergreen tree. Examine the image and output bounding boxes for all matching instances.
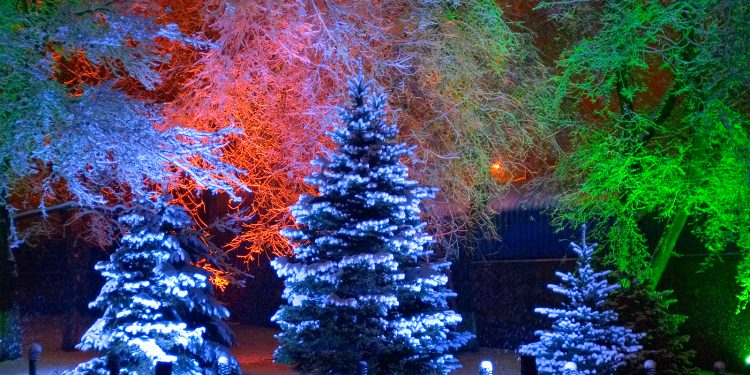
[519,226,642,375]
[68,196,239,375]
[272,75,470,375]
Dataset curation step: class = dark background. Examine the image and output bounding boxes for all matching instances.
[14,208,750,372]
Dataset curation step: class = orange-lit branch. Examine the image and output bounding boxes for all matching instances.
[196,258,231,292]
[135,0,556,265]
[155,0,396,261]
[51,49,111,96]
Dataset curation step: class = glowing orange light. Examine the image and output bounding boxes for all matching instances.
[51,49,111,96]
[490,160,527,183]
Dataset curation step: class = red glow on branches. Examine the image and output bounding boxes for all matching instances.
[196,258,231,292]
[156,0,395,261]
[51,49,110,96]
[41,0,558,269]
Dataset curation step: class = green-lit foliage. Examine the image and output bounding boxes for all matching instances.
[395,0,561,251]
[544,0,750,299]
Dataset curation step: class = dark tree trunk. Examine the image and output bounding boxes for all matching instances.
[0,207,22,361]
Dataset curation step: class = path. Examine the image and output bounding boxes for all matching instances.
[0,315,519,374]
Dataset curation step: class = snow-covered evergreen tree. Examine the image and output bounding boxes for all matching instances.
[272,75,470,375]
[519,226,643,375]
[68,195,240,375]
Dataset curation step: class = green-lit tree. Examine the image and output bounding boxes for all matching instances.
[541,0,750,295]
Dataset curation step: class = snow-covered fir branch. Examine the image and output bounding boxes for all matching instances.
[272,75,471,375]
[68,195,240,375]
[519,225,643,375]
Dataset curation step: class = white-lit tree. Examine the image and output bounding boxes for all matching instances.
[68,195,240,375]
[0,1,245,360]
[519,226,643,375]
[272,75,470,375]
[0,1,243,210]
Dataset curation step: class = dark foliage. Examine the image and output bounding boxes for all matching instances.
[608,276,698,375]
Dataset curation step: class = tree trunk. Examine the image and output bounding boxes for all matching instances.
[648,210,689,290]
[0,207,22,361]
[647,126,704,290]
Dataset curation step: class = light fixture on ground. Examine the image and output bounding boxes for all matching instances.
[480,360,493,375]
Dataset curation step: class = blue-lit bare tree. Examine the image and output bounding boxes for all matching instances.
[0,1,246,360]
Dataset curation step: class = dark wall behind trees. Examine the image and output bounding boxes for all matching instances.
[12,208,750,372]
[661,254,750,373]
[15,241,104,317]
[466,208,750,372]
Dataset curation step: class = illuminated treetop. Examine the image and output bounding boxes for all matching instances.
[543,0,750,295]
[158,0,561,260]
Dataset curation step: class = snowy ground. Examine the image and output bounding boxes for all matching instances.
[0,315,520,374]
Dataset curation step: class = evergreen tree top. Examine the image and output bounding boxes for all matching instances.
[520,225,643,375]
[555,224,619,308]
[120,196,191,230]
[333,75,397,143]
[283,75,435,263]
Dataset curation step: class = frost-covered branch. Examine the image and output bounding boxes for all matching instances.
[1,0,249,222]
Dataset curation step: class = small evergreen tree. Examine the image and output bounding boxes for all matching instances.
[607,277,697,375]
[519,226,642,375]
[69,195,240,375]
[0,301,21,361]
[272,75,470,375]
